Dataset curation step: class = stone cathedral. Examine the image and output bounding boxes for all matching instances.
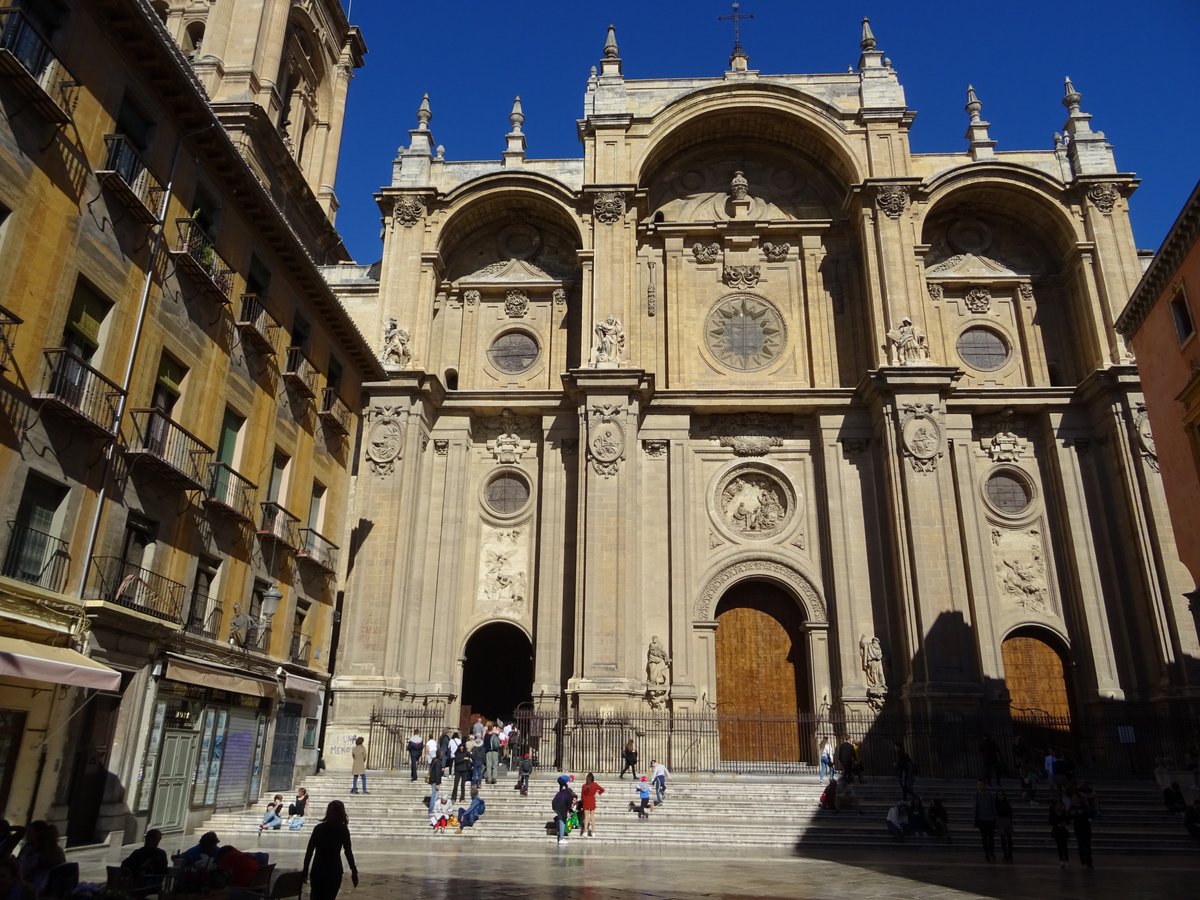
[322,22,1197,767]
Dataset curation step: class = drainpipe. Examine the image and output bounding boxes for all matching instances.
[75,124,215,596]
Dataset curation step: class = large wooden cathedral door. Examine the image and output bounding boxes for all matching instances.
[1001,632,1075,752]
[715,581,809,763]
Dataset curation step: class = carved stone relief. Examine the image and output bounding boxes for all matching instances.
[695,558,826,622]
[365,405,405,478]
[587,404,625,478]
[705,295,786,371]
[477,526,529,617]
[761,242,790,262]
[476,408,536,464]
[875,184,910,219]
[552,287,566,306]
[965,287,992,314]
[899,402,941,474]
[886,317,931,366]
[589,315,625,368]
[715,464,796,540]
[1018,283,1034,303]
[1134,402,1159,472]
[464,289,479,306]
[1086,182,1120,215]
[692,242,721,263]
[729,170,749,201]
[701,413,788,456]
[642,439,667,458]
[645,635,671,709]
[647,261,657,317]
[381,317,412,368]
[990,526,1051,615]
[393,195,425,228]
[593,191,625,225]
[433,439,448,456]
[927,283,944,302]
[505,289,529,318]
[982,430,1026,462]
[723,265,761,289]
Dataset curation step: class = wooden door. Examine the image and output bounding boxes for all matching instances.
[715,582,807,762]
[1002,635,1072,719]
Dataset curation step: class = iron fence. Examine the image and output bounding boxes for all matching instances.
[367,708,454,771]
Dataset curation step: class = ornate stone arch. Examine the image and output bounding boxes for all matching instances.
[694,554,827,624]
[1000,620,1071,652]
[459,617,532,657]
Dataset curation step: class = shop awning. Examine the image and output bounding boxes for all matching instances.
[0,636,122,691]
[165,655,277,698]
[284,673,324,697]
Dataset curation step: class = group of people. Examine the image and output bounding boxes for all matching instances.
[0,820,65,898]
[260,787,308,831]
[1154,749,1200,840]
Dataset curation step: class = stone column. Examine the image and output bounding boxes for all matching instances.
[663,420,698,709]
[531,416,574,707]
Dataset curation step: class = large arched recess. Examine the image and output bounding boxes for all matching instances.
[460,621,533,734]
[1000,624,1077,755]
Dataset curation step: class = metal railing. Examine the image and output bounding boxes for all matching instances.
[86,556,186,625]
[183,592,222,640]
[98,134,163,220]
[367,707,456,770]
[0,304,21,371]
[319,389,352,435]
[128,408,212,488]
[297,527,338,574]
[35,349,124,434]
[1,521,70,592]
[236,295,281,357]
[259,502,300,548]
[0,8,79,122]
[283,347,318,398]
[290,633,311,665]
[174,219,233,302]
[205,462,257,521]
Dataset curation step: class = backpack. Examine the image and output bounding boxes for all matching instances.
[488,733,501,751]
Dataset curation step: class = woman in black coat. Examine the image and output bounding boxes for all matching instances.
[303,800,358,900]
[619,739,638,779]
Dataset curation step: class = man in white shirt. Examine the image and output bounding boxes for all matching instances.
[651,760,669,805]
[448,732,462,757]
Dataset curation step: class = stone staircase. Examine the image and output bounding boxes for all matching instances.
[201,770,1198,853]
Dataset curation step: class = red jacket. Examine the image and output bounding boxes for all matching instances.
[581,781,605,810]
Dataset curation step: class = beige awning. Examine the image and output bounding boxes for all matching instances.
[0,636,121,691]
[284,673,323,696]
[165,655,277,698]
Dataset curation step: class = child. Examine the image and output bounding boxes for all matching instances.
[633,776,652,818]
[515,751,533,796]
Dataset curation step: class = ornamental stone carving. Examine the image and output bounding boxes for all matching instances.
[647,261,657,317]
[593,191,625,225]
[381,317,412,368]
[477,408,536,464]
[587,404,625,478]
[1134,402,1159,472]
[365,406,404,478]
[477,527,528,616]
[886,317,931,366]
[1018,282,1034,302]
[729,170,749,201]
[859,634,888,711]
[990,526,1051,615]
[433,439,449,456]
[464,289,479,306]
[965,287,992,314]
[715,464,796,540]
[645,635,671,710]
[590,314,625,368]
[695,557,826,623]
[642,439,667,458]
[704,413,787,456]
[927,283,944,302]
[875,184,910,219]
[1086,182,1120,215]
[553,287,566,306]
[393,195,425,228]
[505,289,529,318]
[982,430,1026,462]
[692,242,721,263]
[723,265,761,289]
[761,242,790,262]
[899,402,941,474]
[705,294,786,372]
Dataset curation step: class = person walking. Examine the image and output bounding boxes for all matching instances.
[994,789,1015,863]
[633,776,652,818]
[1049,798,1071,867]
[484,726,502,784]
[837,738,855,781]
[819,737,834,783]
[552,776,575,844]
[620,739,638,779]
[894,741,916,801]
[470,738,486,788]
[427,753,444,813]
[451,743,471,803]
[651,759,669,805]
[580,772,605,837]
[302,800,358,900]
[1070,791,1094,869]
[350,737,368,794]
[972,779,997,862]
[979,734,1003,786]
[515,751,533,796]
[407,730,423,782]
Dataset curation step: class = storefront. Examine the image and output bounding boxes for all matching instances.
[136,656,276,833]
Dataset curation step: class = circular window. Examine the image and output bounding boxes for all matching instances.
[487,331,539,374]
[957,327,1010,371]
[985,471,1031,516]
[704,294,787,372]
[484,471,530,516]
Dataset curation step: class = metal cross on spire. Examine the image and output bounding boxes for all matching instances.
[718,2,754,54]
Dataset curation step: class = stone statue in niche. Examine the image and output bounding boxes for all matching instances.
[729,170,749,201]
[886,317,930,366]
[381,317,412,368]
[720,473,789,537]
[991,527,1050,615]
[646,635,671,709]
[859,634,887,710]
[590,315,625,367]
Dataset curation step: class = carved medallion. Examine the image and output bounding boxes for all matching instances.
[714,464,796,541]
[587,405,625,477]
[692,242,721,263]
[875,184,910,220]
[1086,182,1120,215]
[990,526,1051,615]
[899,402,941,474]
[705,294,786,372]
[723,265,761,289]
[505,289,529,318]
[761,242,790,262]
[393,195,425,228]
[593,191,625,225]
[365,407,404,478]
[965,287,992,314]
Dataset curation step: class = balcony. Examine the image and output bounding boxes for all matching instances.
[32,349,123,437]
[236,295,281,358]
[171,219,233,305]
[229,613,270,653]
[95,135,163,224]
[297,528,339,576]
[0,304,21,371]
[289,632,311,666]
[204,462,257,522]
[319,389,351,436]
[126,408,213,491]
[258,502,300,550]
[183,592,222,640]
[0,9,79,123]
[2,521,69,593]
[86,556,185,626]
[283,347,318,399]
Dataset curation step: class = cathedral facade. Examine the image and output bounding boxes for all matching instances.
[324,23,1197,768]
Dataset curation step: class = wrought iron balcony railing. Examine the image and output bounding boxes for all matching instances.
[126,408,213,491]
[33,348,123,436]
[183,592,222,640]
[204,462,257,522]
[290,632,311,665]
[0,304,21,371]
[258,502,300,549]
[297,528,339,575]
[319,389,352,435]
[236,295,281,358]
[0,8,80,123]
[1,521,70,593]
[86,556,186,625]
[172,219,233,304]
[283,347,318,399]
[96,134,163,224]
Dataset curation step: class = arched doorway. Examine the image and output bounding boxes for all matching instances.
[460,622,532,733]
[1001,629,1075,751]
[715,580,811,763]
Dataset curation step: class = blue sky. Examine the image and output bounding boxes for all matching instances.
[333,1,1199,265]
